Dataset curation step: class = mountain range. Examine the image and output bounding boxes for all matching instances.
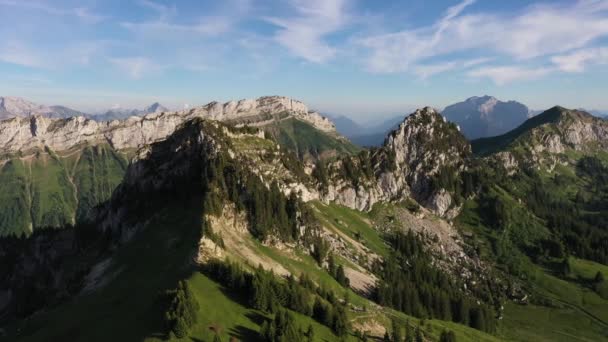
[0,96,170,121]
[331,96,535,145]
[1,95,607,342]
[91,102,170,121]
[329,114,404,147]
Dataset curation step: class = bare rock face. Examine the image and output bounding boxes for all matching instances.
[192,96,335,132]
[322,107,470,217]
[0,96,336,154]
[502,108,608,170]
[493,152,518,175]
[426,189,453,217]
[385,107,470,192]
[560,110,608,149]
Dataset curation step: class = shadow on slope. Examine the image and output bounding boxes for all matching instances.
[2,120,211,341]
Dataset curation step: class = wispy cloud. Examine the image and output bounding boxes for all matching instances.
[138,0,177,21]
[0,0,106,23]
[122,18,233,38]
[467,65,552,85]
[358,0,476,73]
[265,0,349,63]
[109,57,163,79]
[552,47,608,72]
[413,57,492,79]
[0,39,112,69]
[0,41,46,68]
[123,0,243,38]
[357,0,608,81]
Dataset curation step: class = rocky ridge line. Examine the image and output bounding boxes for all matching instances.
[0,96,335,153]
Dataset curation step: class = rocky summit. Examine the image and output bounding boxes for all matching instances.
[0,96,335,153]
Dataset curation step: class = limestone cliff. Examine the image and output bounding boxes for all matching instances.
[0,96,336,154]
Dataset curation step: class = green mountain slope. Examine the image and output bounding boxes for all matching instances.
[454,107,608,340]
[0,144,129,236]
[471,106,564,156]
[264,117,360,161]
[1,119,499,342]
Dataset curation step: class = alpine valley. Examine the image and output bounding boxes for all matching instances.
[1,95,607,342]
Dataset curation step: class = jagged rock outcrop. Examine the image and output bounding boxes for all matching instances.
[322,107,471,217]
[0,96,336,154]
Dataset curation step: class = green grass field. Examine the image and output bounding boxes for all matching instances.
[311,201,388,257]
[499,302,608,342]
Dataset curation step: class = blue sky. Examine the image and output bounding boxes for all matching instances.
[1,0,608,120]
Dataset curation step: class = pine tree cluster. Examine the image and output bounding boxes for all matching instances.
[202,259,349,337]
[374,230,496,333]
[163,280,200,338]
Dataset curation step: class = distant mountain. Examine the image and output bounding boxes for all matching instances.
[329,114,405,147]
[0,96,86,119]
[577,108,607,118]
[442,96,529,139]
[0,96,173,121]
[349,115,405,146]
[327,115,364,137]
[47,105,87,118]
[90,102,169,121]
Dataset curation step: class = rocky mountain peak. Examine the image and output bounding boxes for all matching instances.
[383,107,470,217]
[143,102,168,114]
[386,106,469,172]
[0,96,46,119]
[0,96,87,120]
[322,106,470,217]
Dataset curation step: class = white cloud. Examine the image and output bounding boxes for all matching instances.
[413,57,492,79]
[0,0,106,23]
[122,18,232,38]
[467,66,552,85]
[0,41,46,68]
[138,0,177,21]
[265,0,348,63]
[552,47,608,72]
[123,0,247,38]
[109,57,163,79]
[357,0,608,77]
[414,62,458,79]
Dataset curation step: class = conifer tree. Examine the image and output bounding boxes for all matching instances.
[390,318,402,342]
[594,271,604,284]
[306,324,315,342]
